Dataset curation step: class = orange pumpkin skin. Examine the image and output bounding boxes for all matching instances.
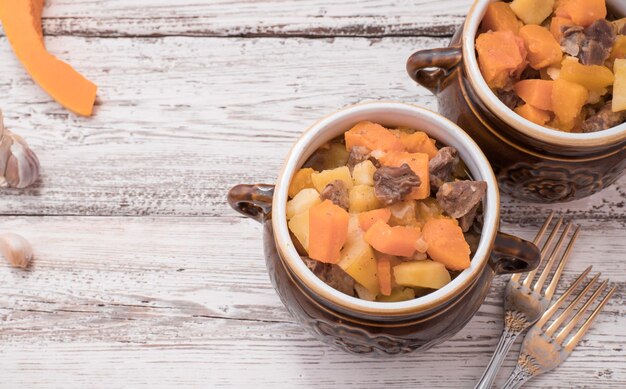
[0,0,97,116]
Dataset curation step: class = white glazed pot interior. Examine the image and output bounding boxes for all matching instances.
[462,0,626,149]
[272,101,500,317]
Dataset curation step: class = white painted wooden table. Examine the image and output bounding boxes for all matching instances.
[0,1,624,388]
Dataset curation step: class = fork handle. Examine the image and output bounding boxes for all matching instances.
[501,365,534,389]
[474,327,523,389]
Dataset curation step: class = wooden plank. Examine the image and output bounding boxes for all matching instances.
[1,35,624,221]
[0,216,624,387]
[4,0,470,38]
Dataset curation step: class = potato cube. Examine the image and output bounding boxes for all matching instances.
[286,188,320,219]
[613,59,626,112]
[349,185,382,213]
[311,166,353,193]
[288,211,310,252]
[510,0,554,25]
[338,232,379,295]
[352,160,376,186]
[393,260,452,290]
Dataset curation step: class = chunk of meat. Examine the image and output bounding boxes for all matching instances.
[302,256,355,296]
[373,163,421,206]
[496,89,522,110]
[458,203,480,232]
[560,20,615,65]
[582,103,626,133]
[346,146,371,172]
[436,180,487,219]
[319,180,349,210]
[429,146,458,191]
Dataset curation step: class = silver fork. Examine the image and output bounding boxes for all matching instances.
[475,213,580,389]
[502,269,617,388]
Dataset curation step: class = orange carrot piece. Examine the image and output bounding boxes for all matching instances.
[550,16,574,41]
[482,2,522,34]
[514,79,555,111]
[378,151,430,200]
[376,253,393,296]
[475,30,527,89]
[364,220,421,257]
[519,25,563,70]
[422,218,470,271]
[359,208,392,232]
[345,121,404,153]
[308,200,350,264]
[390,130,438,158]
[556,0,606,27]
[515,104,551,126]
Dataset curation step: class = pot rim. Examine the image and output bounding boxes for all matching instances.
[462,0,626,149]
[272,101,500,317]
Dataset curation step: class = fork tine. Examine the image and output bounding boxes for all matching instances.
[555,280,608,344]
[522,217,564,288]
[533,223,574,293]
[544,273,600,337]
[543,226,581,300]
[511,212,555,283]
[535,266,592,328]
[564,286,617,352]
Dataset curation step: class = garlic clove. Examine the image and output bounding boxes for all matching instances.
[0,111,41,189]
[0,232,34,268]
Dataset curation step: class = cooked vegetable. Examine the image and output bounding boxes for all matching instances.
[559,57,614,93]
[515,104,551,125]
[519,25,563,69]
[393,260,452,289]
[338,217,379,295]
[376,287,416,302]
[613,59,626,113]
[509,0,554,25]
[352,160,377,186]
[389,130,438,158]
[308,200,349,264]
[551,79,589,127]
[610,36,626,64]
[475,30,527,89]
[288,168,316,198]
[358,208,392,232]
[388,200,419,227]
[555,0,606,27]
[345,121,404,153]
[0,0,98,116]
[311,166,353,193]
[376,254,393,296]
[514,79,555,111]
[286,188,321,219]
[422,218,471,271]
[348,184,382,213]
[379,151,430,200]
[364,220,421,257]
[482,2,523,33]
[288,211,310,251]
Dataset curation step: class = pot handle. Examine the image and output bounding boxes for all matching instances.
[490,232,541,275]
[406,46,463,94]
[228,184,275,223]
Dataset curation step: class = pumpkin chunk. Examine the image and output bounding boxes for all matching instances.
[556,0,607,27]
[552,79,589,128]
[514,79,555,111]
[515,104,551,126]
[559,57,614,93]
[519,25,563,69]
[482,2,523,33]
[0,1,98,116]
[308,200,350,264]
[476,30,527,89]
[364,220,421,258]
[550,16,574,41]
[345,121,404,153]
[422,218,471,271]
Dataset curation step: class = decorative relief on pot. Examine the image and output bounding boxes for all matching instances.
[498,162,609,203]
[307,319,414,355]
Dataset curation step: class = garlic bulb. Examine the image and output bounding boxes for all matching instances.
[0,232,34,268]
[0,111,40,189]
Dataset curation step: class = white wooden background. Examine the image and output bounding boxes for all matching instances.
[0,1,624,388]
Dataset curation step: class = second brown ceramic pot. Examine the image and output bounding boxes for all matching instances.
[407,0,626,203]
[228,102,541,355]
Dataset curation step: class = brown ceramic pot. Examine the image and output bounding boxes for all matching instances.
[407,0,626,203]
[228,102,541,355]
